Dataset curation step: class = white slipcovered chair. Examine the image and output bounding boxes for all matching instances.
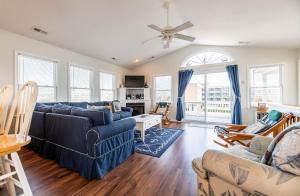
[192,135,300,196]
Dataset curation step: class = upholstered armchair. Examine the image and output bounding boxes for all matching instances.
[192,136,300,196]
[150,102,171,125]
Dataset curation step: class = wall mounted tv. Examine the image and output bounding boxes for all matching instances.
[125,75,145,88]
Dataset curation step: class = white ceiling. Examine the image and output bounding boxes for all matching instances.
[0,0,299,67]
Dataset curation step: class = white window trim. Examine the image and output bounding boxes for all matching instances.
[68,63,94,102]
[99,71,116,101]
[247,63,283,108]
[181,50,235,68]
[15,50,58,102]
[153,75,172,103]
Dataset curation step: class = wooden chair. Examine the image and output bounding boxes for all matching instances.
[213,112,293,148]
[0,85,13,134]
[150,102,171,125]
[0,81,38,196]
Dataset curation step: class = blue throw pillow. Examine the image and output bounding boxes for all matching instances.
[70,102,88,109]
[52,103,73,115]
[35,103,53,113]
[71,107,113,126]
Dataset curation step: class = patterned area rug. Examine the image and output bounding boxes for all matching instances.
[134,127,183,157]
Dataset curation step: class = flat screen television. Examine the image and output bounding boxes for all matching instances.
[125,75,145,88]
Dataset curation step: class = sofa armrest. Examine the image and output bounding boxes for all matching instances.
[121,107,133,113]
[202,150,300,195]
[92,118,136,140]
[86,118,136,156]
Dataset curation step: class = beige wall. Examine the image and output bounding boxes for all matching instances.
[298,49,300,105]
[132,45,299,124]
[0,29,129,101]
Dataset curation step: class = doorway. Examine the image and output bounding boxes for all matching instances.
[184,72,231,123]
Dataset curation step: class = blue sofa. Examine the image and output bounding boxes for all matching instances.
[27,102,135,179]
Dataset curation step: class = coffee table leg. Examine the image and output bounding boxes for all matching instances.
[141,129,145,142]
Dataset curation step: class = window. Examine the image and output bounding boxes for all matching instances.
[249,65,282,107]
[69,65,92,102]
[183,52,233,67]
[17,53,57,102]
[154,76,172,102]
[99,72,115,101]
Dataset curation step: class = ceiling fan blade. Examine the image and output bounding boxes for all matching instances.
[175,34,196,42]
[142,35,163,44]
[171,21,194,33]
[148,24,163,32]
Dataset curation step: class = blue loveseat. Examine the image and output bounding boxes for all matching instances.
[27,101,135,179]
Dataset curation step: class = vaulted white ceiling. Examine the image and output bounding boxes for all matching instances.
[0,0,299,67]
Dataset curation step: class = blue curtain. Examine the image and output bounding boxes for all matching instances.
[226,65,242,124]
[176,69,194,121]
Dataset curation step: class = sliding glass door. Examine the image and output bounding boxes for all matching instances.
[185,72,231,123]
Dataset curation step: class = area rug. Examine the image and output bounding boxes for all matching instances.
[134,127,183,157]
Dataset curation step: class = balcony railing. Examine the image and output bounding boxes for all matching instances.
[185,101,231,123]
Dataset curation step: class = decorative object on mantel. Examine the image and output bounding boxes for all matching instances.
[134,127,183,157]
[144,82,148,88]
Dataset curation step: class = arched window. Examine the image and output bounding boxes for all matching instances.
[182,52,233,67]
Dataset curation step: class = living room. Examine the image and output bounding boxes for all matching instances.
[0,0,299,195]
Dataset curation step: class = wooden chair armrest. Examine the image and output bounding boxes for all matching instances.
[227,132,256,140]
[228,132,256,137]
[227,124,248,128]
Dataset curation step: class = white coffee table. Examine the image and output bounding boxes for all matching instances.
[132,114,162,142]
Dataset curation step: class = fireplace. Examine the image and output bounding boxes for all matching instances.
[126,102,145,116]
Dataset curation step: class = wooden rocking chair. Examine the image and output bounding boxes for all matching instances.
[150,102,171,125]
[213,110,293,148]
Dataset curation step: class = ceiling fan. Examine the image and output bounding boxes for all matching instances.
[144,0,196,49]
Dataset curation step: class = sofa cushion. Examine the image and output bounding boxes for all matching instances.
[88,105,112,111]
[71,107,113,126]
[35,103,53,113]
[52,103,73,115]
[112,100,122,112]
[242,120,269,134]
[271,128,300,175]
[88,101,111,106]
[113,113,121,121]
[261,122,300,165]
[70,102,88,109]
[119,111,132,119]
[249,135,273,156]
[268,110,282,122]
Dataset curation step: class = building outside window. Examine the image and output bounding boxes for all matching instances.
[154,75,172,102]
[99,72,115,101]
[17,53,57,102]
[69,65,92,102]
[249,65,282,107]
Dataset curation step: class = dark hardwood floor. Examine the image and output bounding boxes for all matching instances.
[1,122,221,196]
